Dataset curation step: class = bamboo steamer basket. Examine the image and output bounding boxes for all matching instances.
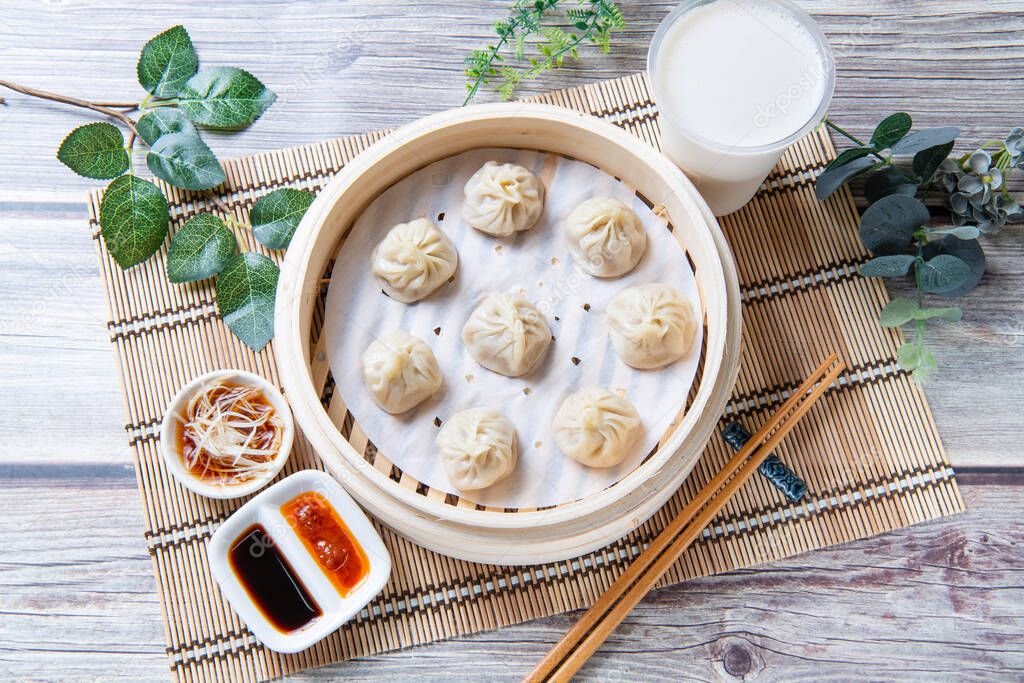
[276,103,742,565]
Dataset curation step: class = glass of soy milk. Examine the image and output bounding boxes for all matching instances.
[648,0,835,216]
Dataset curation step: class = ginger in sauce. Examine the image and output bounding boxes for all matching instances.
[176,380,284,486]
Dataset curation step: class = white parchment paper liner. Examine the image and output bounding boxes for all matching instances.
[323,148,702,507]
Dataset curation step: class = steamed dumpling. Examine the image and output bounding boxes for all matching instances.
[605,284,698,369]
[564,197,647,277]
[360,330,443,414]
[462,161,545,237]
[436,407,518,490]
[462,291,552,377]
[553,387,642,468]
[371,218,458,303]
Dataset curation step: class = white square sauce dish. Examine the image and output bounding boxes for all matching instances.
[208,470,392,653]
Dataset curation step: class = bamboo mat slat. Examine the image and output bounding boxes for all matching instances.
[85,72,962,682]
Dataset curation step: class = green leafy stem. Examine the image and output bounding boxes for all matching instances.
[166,188,312,351]
[0,26,311,352]
[463,0,624,104]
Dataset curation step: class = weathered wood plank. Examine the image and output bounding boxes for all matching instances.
[0,478,1019,681]
[0,214,128,464]
[1,1,1023,193]
[887,225,1024,467]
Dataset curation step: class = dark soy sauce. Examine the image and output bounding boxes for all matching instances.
[228,524,322,633]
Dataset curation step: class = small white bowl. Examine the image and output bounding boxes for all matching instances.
[208,470,392,653]
[159,369,295,499]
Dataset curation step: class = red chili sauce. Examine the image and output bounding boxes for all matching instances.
[281,492,369,597]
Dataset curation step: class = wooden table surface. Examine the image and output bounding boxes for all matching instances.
[1,1,1022,680]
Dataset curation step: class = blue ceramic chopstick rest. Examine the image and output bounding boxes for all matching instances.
[721,422,808,502]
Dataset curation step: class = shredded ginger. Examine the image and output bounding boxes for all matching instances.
[176,380,284,485]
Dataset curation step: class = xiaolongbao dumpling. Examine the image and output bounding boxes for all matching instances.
[360,330,443,414]
[564,197,647,278]
[462,291,552,377]
[436,407,518,490]
[371,218,458,303]
[462,161,545,237]
[605,284,697,369]
[553,387,641,468]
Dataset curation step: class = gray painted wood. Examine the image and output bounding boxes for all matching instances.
[0,0,1021,679]
[1,478,1020,681]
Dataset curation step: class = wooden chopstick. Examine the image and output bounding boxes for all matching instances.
[525,353,844,683]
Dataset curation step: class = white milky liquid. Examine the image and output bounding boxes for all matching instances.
[650,0,832,215]
[656,0,827,148]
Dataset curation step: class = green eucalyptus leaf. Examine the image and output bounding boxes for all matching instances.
[56,123,129,180]
[859,194,930,254]
[250,188,316,249]
[864,167,918,204]
[918,253,972,295]
[879,298,919,327]
[869,113,912,149]
[99,175,170,269]
[146,131,226,190]
[912,141,955,185]
[922,236,984,297]
[178,67,277,129]
[947,226,982,240]
[890,127,960,155]
[166,213,236,283]
[824,147,874,171]
[137,25,198,98]
[815,156,876,200]
[914,306,962,322]
[930,225,981,241]
[860,254,916,278]
[897,341,923,369]
[216,252,279,351]
[914,350,937,384]
[897,342,936,384]
[137,109,197,146]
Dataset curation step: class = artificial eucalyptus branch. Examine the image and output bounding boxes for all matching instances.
[817,113,1022,383]
[1,26,314,352]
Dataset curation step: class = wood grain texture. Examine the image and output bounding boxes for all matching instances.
[0,0,1021,679]
[1,0,1023,194]
[0,477,1019,681]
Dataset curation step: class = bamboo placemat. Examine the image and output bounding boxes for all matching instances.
[87,73,962,682]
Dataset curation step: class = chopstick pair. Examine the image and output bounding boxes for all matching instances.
[525,353,844,682]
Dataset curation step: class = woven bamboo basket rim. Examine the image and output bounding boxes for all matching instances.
[276,103,740,540]
[292,187,741,565]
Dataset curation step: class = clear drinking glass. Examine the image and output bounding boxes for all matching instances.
[647,0,835,216]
